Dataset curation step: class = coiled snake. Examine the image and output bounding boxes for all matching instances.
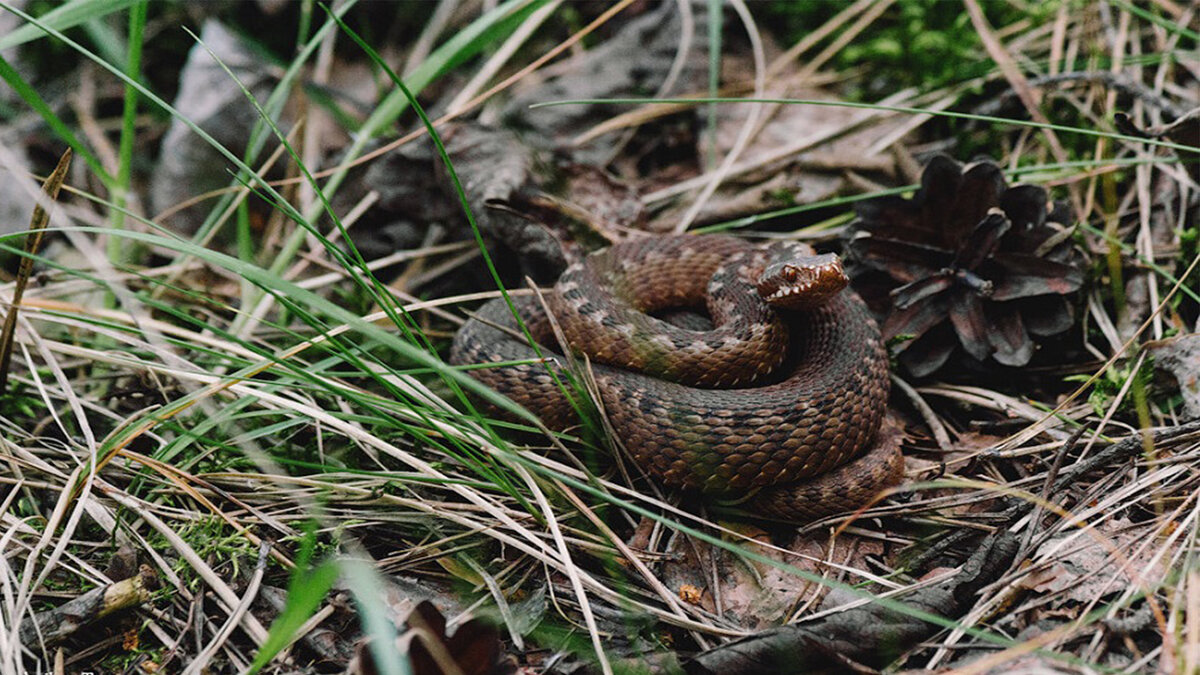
[450,234,902,520]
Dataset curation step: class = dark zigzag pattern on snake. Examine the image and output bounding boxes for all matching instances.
[450,235,902,520]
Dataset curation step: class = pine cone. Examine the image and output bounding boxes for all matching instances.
[847,155,1084,377]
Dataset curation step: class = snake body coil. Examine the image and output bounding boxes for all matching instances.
[451,235,902,520]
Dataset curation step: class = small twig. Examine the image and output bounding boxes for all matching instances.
[18,564,158,646]
[1102,605,1155,635]
[0,148,72,392]
[891,374,953,450]
[181,539,272,675]
[1017,424,1090,559]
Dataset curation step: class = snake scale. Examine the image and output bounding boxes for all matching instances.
[450,234,903,520]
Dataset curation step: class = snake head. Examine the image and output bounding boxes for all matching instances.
[756,253,848,310]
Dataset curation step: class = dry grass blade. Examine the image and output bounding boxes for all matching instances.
[0,148,71,392]
[181,540,272,675]
[671,0,766,233]
[962,0,1069,166]
[1,2,1196,671]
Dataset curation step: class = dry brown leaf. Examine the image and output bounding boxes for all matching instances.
[351,600,516,675]
[659,525,886,629]
[647,88,907,229]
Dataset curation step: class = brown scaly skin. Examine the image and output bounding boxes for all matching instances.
[450,235,900,521]
[549,236,788,388]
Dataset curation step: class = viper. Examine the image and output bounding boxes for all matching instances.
[450,234,903,520]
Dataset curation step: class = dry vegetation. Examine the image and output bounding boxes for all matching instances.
[0,1,1197,673]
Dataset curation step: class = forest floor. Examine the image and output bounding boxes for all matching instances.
[0,1,1197,673]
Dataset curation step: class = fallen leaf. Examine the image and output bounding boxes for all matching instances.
[501,2,703,164]
[659,524,887,629]
[351,600,516,675]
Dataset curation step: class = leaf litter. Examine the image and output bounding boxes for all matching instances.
[0,2,1198,674]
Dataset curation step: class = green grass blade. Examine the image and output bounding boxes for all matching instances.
[109,0,147,264]
[0,0,142,50]
[341,558,410,675]
[0,53,108,181]
[530,96,1200,155]
[247,530,340,674]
